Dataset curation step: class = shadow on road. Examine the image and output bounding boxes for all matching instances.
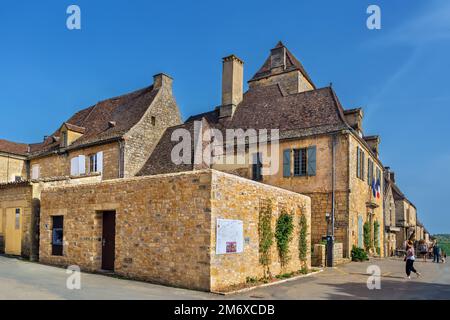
[320,279,450,300]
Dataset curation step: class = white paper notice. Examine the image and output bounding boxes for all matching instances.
[216,219,244,254]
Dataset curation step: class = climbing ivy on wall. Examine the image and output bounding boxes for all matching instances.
[275,210,294,268]
[258,199,274,278]
[374,220,380,254]
[298,213,308,263]
[363,221,372,251]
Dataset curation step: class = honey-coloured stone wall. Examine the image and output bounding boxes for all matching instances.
[39,169,311,291]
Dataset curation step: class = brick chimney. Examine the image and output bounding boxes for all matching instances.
[220,55,243,118]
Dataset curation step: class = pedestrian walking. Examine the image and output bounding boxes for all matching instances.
[433,240,440,263]
[419,241,428,262]
[405,240,421,279]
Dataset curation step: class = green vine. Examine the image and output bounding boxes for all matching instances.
[374,220,380,254]
[258,199,274,278]
[363,221,372,251]
[275,210,294,268]
[298,214,308,263]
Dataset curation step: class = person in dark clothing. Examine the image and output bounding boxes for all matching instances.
[433,241,440,263]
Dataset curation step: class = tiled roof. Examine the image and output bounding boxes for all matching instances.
[249,41,315,89]
[0,139,29,156]
[138,118,211,176]
[141,84,350,176]
[2,85,160,158]
[187,85,347,136]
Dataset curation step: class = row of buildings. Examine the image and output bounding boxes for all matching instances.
[0,42,429,290]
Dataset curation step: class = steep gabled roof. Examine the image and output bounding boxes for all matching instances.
[186,84,348,139]
[249,41,316,89]
[138,118,211,176]
[0,139,29,156]
[28,85,159,157]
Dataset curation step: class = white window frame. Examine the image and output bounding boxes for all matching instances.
[31,164,40,180]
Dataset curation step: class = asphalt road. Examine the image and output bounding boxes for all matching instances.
[0,255,449,300]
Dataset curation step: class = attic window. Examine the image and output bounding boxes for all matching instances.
[151,116,156,126]
[108,121,116,128]
[61,131,68,147]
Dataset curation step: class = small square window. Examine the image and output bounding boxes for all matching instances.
[15,209,20,230]
[151,116,156,126]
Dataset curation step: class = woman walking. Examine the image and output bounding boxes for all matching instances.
[405,240,421,279]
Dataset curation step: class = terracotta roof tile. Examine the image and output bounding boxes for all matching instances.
[0,139,29,156]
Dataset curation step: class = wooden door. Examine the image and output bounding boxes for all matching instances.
[101,211,116,271]
[5,208,21,255]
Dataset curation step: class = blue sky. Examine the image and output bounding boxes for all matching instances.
[0,1,449,233]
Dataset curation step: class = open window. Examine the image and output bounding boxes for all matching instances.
[51,216,64,256]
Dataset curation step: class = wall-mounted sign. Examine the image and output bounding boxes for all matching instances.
[216,219,243,254]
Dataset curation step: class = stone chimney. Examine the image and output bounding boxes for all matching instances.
[220,55,243,118]
[153,73,173,93]
[363,135,380,157]
[344,108,364,136]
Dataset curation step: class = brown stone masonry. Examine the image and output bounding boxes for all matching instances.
[39,169,310,291]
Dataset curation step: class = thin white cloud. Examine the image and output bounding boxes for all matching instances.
[364,0,450,118]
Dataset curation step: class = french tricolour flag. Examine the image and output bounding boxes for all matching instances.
[375,179,381,199]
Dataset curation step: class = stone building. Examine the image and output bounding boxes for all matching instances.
[39,169,311,292]
[392,179,418,250]
[383,167,400,256]
[140,42,386,258]
[0,73,182,258]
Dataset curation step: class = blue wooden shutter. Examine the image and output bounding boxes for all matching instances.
[307,146,317,176]
[361,152,365,181]
[358,216,363,248]
[252,153,262,181]
[283,149,291,177]
[356,147,360,178]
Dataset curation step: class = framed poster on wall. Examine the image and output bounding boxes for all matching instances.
[216,218,244,254]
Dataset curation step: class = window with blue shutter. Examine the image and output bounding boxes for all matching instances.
[358,215,363,248]
[283,149,291,177]
[293,146,316,176]
[356,147,361,179]
[307,146,316,176]
[252,153,262,181]
[361,151,365,181]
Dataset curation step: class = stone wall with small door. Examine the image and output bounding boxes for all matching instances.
[39,169,311,292]
[0,182,33,257]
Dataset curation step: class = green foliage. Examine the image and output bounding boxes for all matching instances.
[300,266,308,274]
[246,276,258,284]
[363,221,372,250]
[298,214,308,262]
[433,234,450,255]
[351,245,369,262]
[275,211,294,267]
[258,200,274,278]
[374,220,380,253]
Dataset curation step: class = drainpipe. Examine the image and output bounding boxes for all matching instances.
[332,134,337,238]
[327,133,338,267]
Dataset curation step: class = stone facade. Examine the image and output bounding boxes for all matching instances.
[0,154,27,183]
[29,142,120,181]
[0,183,34,258]
[213,131,384,258]
[123,74,182,177]
[39,170,311,292]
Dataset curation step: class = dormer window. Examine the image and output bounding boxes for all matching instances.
[59,123,85,148]
[61,131,68,148]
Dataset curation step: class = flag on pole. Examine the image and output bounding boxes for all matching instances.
[376,179,381,199]
[371,178,377,198]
